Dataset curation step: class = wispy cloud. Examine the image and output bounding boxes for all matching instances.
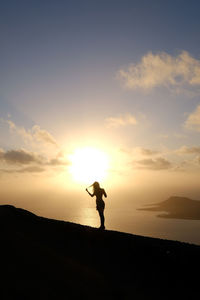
[176,146,200,155]
[17,166,45,173]
[7,120,58,146]
[7,120,33,142]
[134,157,172,170]
[0,166,45,174]
[185,104,200,131]
[138,148,159,156]
[32,125,57,146]
[120,146,160,157]
[118,51,200,90]
[105,113,137,128]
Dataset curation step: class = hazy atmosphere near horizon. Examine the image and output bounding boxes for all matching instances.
[1,0,200,244]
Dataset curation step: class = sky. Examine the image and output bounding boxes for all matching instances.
[1,0,200,241]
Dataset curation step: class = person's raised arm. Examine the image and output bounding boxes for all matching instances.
[86,188,95,197]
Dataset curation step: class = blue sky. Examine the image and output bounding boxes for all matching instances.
[1,0,200,183]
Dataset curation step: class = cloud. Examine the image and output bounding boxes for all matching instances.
[0,149,4,159]
[134,157,172,170]
[185,104,200,131]
[0,149,41,165]
[17,166,45,173]
[196,156,200,165]
[0,166,45,174]
[47,158,68,166]
[139,148,159,156]
[176,146,200,155]
[0,148,68,168]
[118,51,200,90]
[32,125,57,146]
[106,114,137,128]
[120,146,160,157]
[0,149,45,173]
[7,120,58,146]
[7,120,33,141]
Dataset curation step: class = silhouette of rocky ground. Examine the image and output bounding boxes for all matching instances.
[138,196,200,220]
[0,204,200,299]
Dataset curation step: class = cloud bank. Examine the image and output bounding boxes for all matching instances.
[118,51,200,90]
[0,149,42,165]
[0,148,68,173]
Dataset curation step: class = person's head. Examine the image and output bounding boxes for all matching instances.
[92,181,100,192]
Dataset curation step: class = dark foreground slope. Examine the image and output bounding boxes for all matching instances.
[0,205,200,299]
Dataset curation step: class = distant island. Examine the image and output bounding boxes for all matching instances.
[0,204,200,299]
[138,196,200,220]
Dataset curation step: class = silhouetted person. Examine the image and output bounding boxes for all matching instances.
[86,181,107,230]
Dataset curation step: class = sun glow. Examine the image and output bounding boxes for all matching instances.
[68,147,109,184]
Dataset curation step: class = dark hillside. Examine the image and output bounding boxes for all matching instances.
[0,204,200,299]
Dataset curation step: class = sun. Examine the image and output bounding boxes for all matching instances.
[68,147,109,184]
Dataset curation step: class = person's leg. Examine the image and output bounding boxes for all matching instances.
[98,210,105,229]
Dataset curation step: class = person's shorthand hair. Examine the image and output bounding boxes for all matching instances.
[86,181,107,230]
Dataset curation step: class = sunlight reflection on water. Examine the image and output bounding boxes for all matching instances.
[70,205,200,246]
[78,207,99,227]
